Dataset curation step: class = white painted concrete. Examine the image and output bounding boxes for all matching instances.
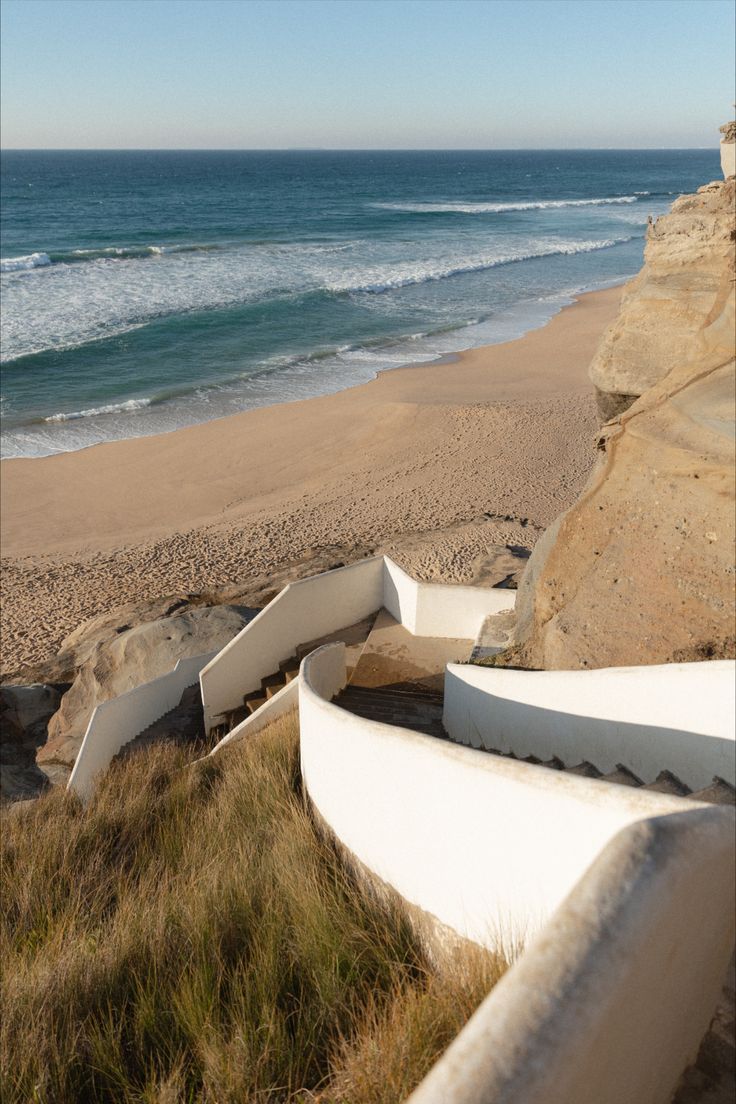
[721,139,735,178]
[209,676,299,754]
[300,643,735,1104]
[383,557,515,638]
[200,557,384,733]
[409,807,735,1104]
[299,644,700,945]
[201,555,515,734]
[68,650,217,801]
[444,660,736,790]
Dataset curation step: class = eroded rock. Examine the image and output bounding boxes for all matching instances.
[589,178,735,419]
[39,605,254,768]
[512,177,735,670]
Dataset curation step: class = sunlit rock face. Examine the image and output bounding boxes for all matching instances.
[512,176,735,670]
[589,177,735,421]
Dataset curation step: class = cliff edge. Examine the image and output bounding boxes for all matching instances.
[511,175,735,670]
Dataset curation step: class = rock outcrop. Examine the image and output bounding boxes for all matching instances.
[0,684,61,802]
[511,176,735,670]
[39,605,254,768]
[589,179,735,421]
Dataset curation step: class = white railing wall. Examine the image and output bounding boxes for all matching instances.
[408,807,735,1104]
[298,644,704,944]
[201,555,516,734]
[200,557,384,733]
[299,643,735,1104]
[382,557,515,638]
[209,677,299,754]
[67,650,217,801]
[443,660,736,791]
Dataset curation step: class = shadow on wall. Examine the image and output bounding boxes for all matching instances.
[446,683,735,792]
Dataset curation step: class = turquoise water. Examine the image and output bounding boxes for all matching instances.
[0,149,719,457]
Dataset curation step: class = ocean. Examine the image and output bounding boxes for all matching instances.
[0,148,719,458]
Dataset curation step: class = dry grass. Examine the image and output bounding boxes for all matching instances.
[1,713,508,1103]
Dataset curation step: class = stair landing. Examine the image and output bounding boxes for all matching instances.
[349,609,473,694]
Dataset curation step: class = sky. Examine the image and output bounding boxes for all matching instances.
[1,0,734,149]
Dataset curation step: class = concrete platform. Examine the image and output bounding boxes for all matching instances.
[349,609,472,693]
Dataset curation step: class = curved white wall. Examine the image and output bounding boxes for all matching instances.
[299,644,701,946]
[409,808,735,1104]
[443,660,736,790]
[299,643,735,1104]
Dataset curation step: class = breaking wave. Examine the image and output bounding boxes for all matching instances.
[371,196,643,214]
[1,252,52,272]
[329,237,633,294]
[44,397,154,422]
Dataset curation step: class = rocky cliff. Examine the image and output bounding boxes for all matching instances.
[511,176,735,670]
[590,180,735,421]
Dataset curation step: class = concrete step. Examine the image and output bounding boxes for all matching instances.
[114,685,208,762]
[642,770,692,797]
[600,765,643,788]
[245,696,267,715]
[690,778,736,805]
[336,684,446,739]
[340,685,444,707]
[566,761,602,779]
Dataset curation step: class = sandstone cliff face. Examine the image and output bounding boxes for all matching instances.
[589,180,735,420]
[512,177,735,670]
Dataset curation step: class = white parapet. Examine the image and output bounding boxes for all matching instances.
[67,650,218,801]
[200,554,515,734]
[721,138,735,179]
[299,642,735,1104]
[443,659,736,790]
[408,807,735,1104]
[199,556,385,733]
[298,643,717,944]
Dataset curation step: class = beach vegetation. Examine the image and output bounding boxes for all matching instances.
[0,713,507,1103]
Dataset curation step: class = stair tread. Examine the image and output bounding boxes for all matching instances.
[342,684,443,699]
[246,696,267,715]
[600,765,643,787]
[566,761,603,778]
[690,778,736,805]
[642,770,691,796]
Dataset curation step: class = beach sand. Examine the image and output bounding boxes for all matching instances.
[1,285,621,676]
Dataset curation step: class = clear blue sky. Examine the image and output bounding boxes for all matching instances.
[1,0,734,149]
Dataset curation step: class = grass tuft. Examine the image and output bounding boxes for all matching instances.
[1,713,508,1103]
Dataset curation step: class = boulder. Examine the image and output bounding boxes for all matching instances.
[0,684,61,802]
[39,605,254,768]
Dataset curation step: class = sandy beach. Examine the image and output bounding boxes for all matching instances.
[1,285,621,676]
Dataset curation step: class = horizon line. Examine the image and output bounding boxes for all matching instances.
[0,145,715,153]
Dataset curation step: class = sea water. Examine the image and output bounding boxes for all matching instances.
[0,148,719,458]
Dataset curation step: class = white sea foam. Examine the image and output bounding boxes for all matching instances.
[372,196,640,214]
[2,283,634,460]
[44,397,153,422]
[327,237,631,294]
[0,232,635,364]
[0,252,52,272]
